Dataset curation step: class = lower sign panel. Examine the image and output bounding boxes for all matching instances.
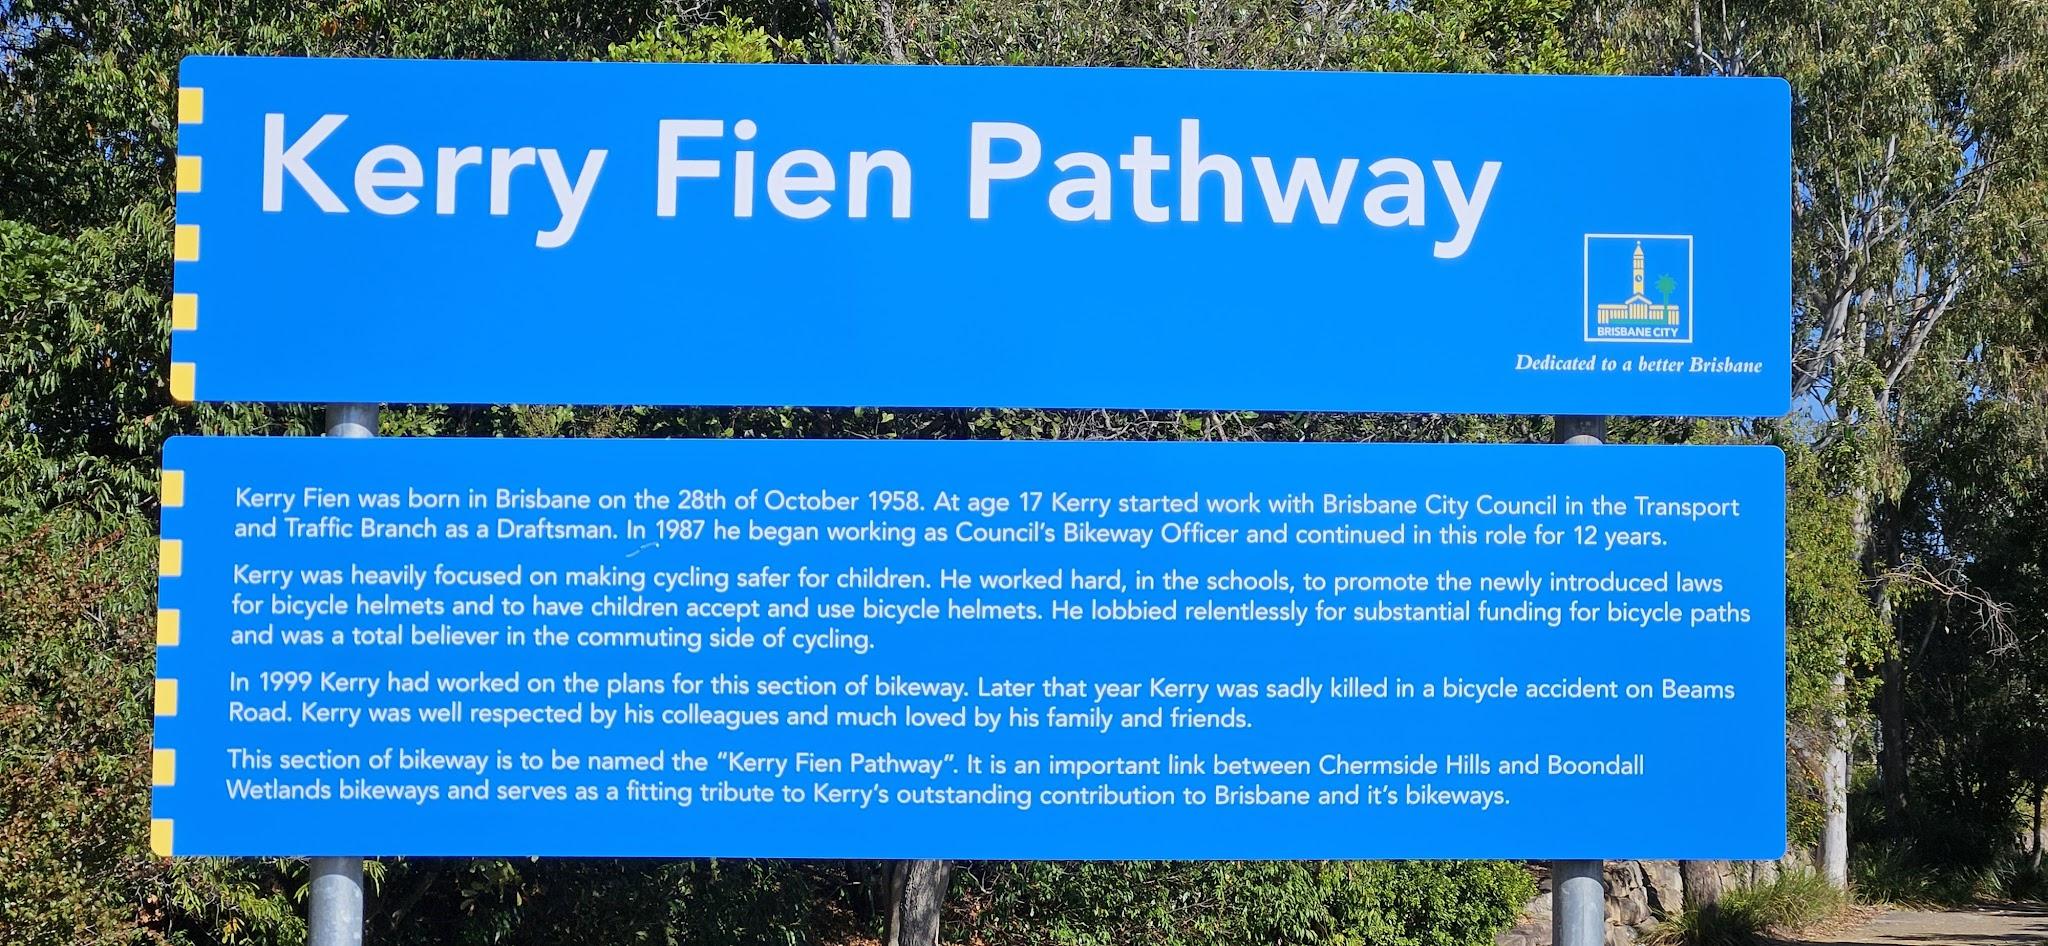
[153,437,1785,858]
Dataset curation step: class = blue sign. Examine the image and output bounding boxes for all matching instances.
[169,58,1789,415]
[152,437,1785,858]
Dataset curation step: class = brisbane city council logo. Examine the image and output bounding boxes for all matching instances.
[1583,233,1693,343]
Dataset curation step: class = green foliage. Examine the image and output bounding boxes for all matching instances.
[826,0,1618,73]
[334,858,866,946]
[0,213,310,518]
[964,860,1535,946]
[1776,442,1884,850]
[1850,840,1984,906]
[1,3,1587,942]
[0,512,159,943]
[1601,0,2048,885]
[1847,837,2048,907]
[606,13,806,64]
[1354,0,1624,74]
[1642,870,1846,946]
[0,510,307,946]
[1781,444,1886,727]
[1870,392,2048,869]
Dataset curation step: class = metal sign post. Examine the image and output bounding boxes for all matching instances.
[309,403,376,946]
[1552,414,1607,946]
[1552,860,1606,946]
[308,857,364,946]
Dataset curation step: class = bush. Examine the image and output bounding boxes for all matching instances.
[0,512,160,943]
[0,512,317,946]
[1852,839,2048,906]
[0,514,160,943]
[960,860,1536,946]
[1852,841,1975,906]
[1643,870,1845,946]
[1993,853,2048,902]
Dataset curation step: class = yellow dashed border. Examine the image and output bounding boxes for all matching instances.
[153,679,179,717]
[171,294,198,331]
[160,85,197,870]
[176,155,202,193]
[169,363,195,402]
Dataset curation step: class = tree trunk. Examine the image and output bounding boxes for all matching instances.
[2032,789,2043,870]
[1681,860,1726,911]
[1820,670,1851,889]
[1877,645,1909,829]
[1819,493,1859,888]
[883,860,948,946]
[883,861,906,942]
[1819,487,1897,890]
[1872,493,1908,831]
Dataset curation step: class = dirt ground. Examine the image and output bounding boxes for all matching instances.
[1790,904,2048,946]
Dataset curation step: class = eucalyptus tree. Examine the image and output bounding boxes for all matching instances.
[1586,0,2048,887]
[3,1,1597,943]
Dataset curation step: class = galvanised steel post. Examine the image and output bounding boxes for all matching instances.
[309,402,377,946]
[1550,414,1607,946]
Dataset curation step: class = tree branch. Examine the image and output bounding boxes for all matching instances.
[875,0,908,62]
[1877,559,2017,655]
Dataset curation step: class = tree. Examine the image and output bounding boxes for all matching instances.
[1,2,1588,944]
[1589,0,2048,888]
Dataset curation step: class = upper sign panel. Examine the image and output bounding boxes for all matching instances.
[170,57,1789,414]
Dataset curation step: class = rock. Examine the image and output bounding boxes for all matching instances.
[1497,921,1546,946]
[1744,858,1781,887]
[1604,862,1653,927]
[1640,861,1683,918]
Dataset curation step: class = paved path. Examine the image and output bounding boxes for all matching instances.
[1800,905,2048,946]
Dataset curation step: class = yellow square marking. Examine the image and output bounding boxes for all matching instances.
[178,88,203,124]
[176,155,202,193]
[162,470,185,508]
[158,538,183,577]
[173,224,200,262]
[157,609,181,646]
[154,679,179,717]
[169,362,195,402]
[153,749,177,786]
[171,294,198,330]
[150,819,174,856]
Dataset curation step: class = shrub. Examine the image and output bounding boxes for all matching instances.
[961,860,1535,946]
[1853,839,2048,907]
[1643,870,1845,946]
[0,512,163,944]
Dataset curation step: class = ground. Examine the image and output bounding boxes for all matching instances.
[1789,905,2048,946]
